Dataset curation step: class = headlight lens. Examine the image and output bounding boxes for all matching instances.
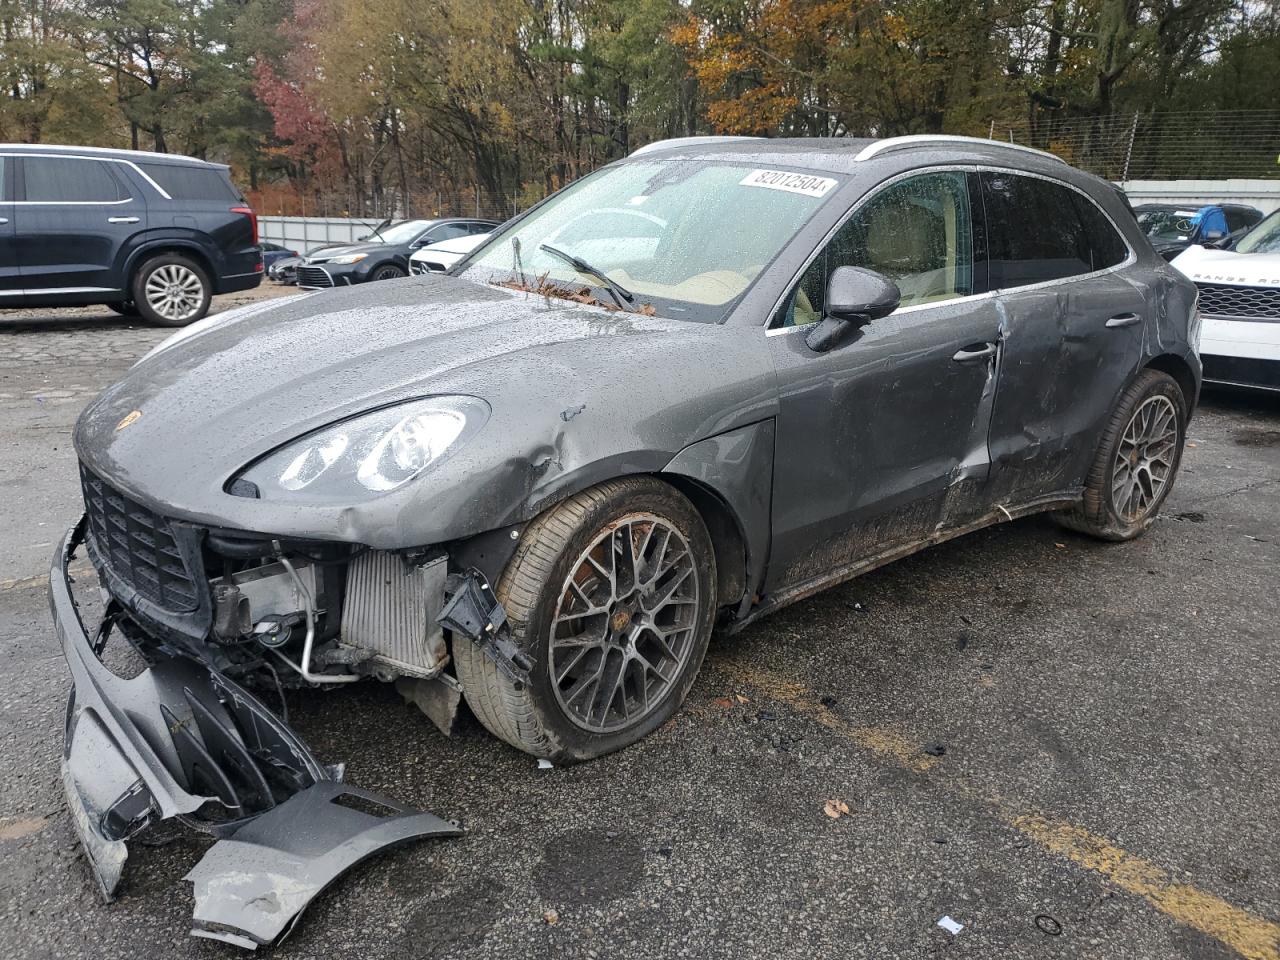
[329,253,368,264]
[236,396,489,501]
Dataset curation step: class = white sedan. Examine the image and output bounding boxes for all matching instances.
[1172,209,1280,393]
[408,232,491,275]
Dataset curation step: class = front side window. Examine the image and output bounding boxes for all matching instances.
[24,157,123,203]
[778,171,973,327]
[462,160,841,322]
[421,223,469,245]
[983,173,1126,288]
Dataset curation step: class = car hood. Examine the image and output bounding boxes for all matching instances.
[1170,246,1280,285]
[75,275,775,546]
[305,241,394,262]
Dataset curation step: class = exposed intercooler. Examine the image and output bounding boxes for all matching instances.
[339,552,449,680]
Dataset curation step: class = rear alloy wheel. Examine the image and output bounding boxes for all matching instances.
[370,263,406,282]
[132,254,212,327]
[1055,369,1186,541]
[453,477,717,762]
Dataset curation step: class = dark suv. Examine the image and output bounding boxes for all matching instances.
[0,144,261,326]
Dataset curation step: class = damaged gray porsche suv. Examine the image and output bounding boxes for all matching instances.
[51,134,1200,946]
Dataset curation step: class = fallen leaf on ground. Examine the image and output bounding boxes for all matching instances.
[712,696,734,708]
[734,694,749,704]
[543,909,559,925]
[823,799,851,819]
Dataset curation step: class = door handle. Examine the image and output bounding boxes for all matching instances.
[1106,313,1142,328]
[952,343,996,363]
[0,217,7,224]
[107,216,140,224]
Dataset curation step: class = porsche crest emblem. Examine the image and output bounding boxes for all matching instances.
[115,410,142,432]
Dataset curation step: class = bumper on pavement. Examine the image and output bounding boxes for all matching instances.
[51,517,462,948]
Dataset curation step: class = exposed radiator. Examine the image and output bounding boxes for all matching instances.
[340,552,448,679]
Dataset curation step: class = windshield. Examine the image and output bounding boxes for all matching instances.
[460,161,840,321]
[1137,209,1199,242]
[375,220,437,244]
[1236,209,1280,255]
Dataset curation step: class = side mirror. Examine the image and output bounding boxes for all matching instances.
[413,237,434,248]
[805,267,901,353]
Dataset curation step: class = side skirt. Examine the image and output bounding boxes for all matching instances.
[728,491,1080,633]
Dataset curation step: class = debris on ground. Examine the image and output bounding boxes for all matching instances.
[1035,914,1063,936]
[937,916,964,935]
[819,694,837,708]
[537,758,554,770]
[823,799,851,819]
[924,743,947,757]
[543,908,559,925]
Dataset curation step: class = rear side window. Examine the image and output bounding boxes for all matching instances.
[136,162,240,202]
[24,157,124,202]
[1070,193,1128,271]
[982,173,1097,288]
[1224,208,1258,232]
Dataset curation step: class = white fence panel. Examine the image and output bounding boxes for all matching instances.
[258,216,385,251]
[1121,179,1280,215]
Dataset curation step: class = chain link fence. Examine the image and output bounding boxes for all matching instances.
[995,109,1280,181]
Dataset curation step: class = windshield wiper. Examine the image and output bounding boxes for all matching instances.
[538,243,635,310]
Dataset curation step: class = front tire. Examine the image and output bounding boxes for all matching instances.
[454,478,717,763]
[131,254,212,327]
[1055,369,1186,541]
[369,263,406,282]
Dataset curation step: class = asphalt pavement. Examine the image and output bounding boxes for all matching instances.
[1,291,1278,959]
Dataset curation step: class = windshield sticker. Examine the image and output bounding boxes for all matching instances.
[739,169,837,197]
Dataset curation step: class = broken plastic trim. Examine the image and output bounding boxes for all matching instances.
[186,782,462,948]
[438,568,533,686]
[51,518,463,947]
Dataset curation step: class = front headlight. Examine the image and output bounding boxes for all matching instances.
[235,396,489,502]
[329,253,368,264]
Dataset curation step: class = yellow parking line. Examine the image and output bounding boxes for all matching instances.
[715,655,1280,960]
[719,657,940,772]
[1013,814,1280,960]
[0,564,91,594]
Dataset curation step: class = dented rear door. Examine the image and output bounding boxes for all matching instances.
[979,170,1146,505]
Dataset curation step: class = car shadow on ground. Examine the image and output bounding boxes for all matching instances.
[0,312,155,335]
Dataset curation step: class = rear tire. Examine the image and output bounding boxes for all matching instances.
[106,301,138,316]
[370,263,406,282]
[131,254,212,327]
[1054,369,1186,541]
[454,477,717,763]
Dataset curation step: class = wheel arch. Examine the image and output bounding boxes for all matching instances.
[659,473,749,613]
[124,242,216,292]
[1144,351,1200,415]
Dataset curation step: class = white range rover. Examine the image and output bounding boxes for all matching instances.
[1172,209,1280,392]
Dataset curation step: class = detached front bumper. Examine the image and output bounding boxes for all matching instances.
[51,518,462,948]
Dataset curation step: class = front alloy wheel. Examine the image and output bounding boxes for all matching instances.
[549,515,700,733]
[454,477,717,762]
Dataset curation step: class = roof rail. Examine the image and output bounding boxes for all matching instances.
[853,135,1066,165]
[630,136,764,157]
[0,143,209,164]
